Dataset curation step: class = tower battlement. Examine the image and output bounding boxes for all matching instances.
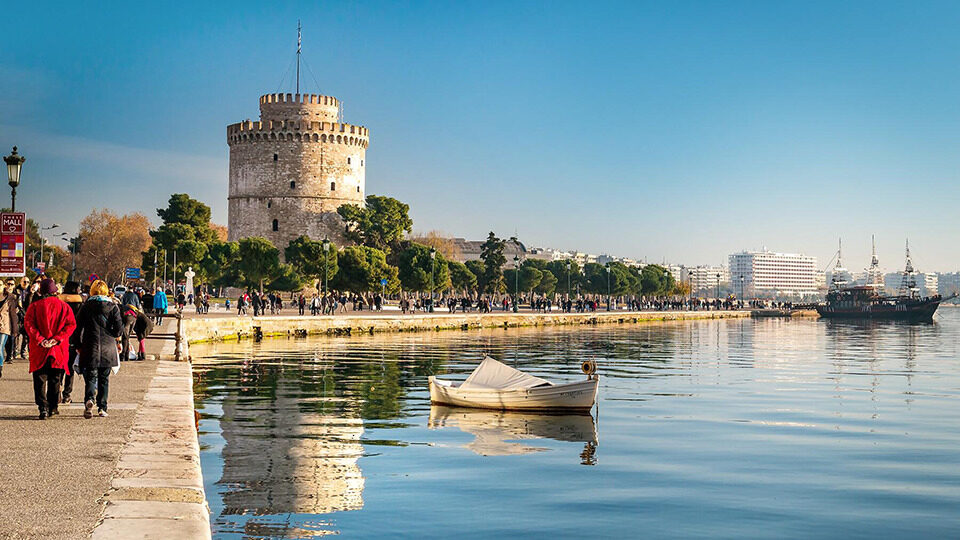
[259,93,340,123]
[227,120,369,147]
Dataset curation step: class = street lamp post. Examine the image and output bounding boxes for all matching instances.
[715,272,720,303]
[566,260,571,299]
[513,254,520,313]
[739,275,744,303]
[4,147,25,212]
[606,265,611,311]
[429,247,436,312]
[38,224,59,273]
[322,238,330,300]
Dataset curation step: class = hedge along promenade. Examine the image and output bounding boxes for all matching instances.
[179,309,753,345]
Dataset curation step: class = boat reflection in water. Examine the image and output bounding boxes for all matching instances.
[428,405,598,464]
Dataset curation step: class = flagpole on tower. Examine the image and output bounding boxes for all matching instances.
[296,20,301,94]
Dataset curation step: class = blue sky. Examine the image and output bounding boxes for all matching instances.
[2,1,960,271]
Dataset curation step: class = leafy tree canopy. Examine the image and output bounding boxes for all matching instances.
[478,232,506,294]
[331,245,400,294]
[237,237,280,291]
[397,243,451,293]
[285,236,339,289]
[337,195,413,254]
[448,261,477,293]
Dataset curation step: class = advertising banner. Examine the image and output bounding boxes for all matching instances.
[0,212,26,277]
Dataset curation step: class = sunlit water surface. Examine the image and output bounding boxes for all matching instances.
[193,310,960,539]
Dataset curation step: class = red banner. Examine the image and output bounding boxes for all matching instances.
[0,212,26,277]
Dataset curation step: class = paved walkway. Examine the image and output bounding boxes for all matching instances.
[0,318,209,540]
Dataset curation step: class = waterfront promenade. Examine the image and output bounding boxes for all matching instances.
[0,320,210,540]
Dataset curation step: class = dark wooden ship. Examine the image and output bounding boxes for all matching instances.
[816,239,947,322]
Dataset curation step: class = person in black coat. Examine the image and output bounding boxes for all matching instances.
[129,307,154,360]
[73,280,123,418]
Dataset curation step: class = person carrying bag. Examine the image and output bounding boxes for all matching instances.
[74,280,123,419]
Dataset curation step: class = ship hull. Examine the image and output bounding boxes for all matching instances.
[815,298,942,322]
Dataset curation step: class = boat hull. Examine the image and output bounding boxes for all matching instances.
[815,298,942,322]
[429,377,599,412]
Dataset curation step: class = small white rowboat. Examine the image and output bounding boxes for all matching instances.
[429,356,599,412]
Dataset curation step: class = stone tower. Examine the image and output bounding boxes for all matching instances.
[226,93,369,249]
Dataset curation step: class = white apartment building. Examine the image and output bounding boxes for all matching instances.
[938,272,960,297]
[682,265,730,296]
[728,251,818,297]
[884,272,938,297]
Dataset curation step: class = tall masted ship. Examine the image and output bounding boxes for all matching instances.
[816,239,948,322]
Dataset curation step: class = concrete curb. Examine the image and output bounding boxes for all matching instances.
[91,361,211,540]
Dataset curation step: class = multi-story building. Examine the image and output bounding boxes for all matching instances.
[728,250,818,298]
[938,272,960,297]
[884,272,938,297]
[682,265,729,296]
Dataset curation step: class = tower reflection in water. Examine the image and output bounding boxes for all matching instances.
[428,405,598,465]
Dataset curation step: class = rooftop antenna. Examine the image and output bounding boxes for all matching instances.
[296,20,302,94]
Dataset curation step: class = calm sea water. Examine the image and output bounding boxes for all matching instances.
[192,309,960,539]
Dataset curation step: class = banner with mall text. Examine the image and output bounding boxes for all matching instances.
[0,212,25,277]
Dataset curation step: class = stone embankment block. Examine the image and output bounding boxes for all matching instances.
[91,361,210,540]
[182,310,752,345]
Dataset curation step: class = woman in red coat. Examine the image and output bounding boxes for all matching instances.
[24,278,76,420]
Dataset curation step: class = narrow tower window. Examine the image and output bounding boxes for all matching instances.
[272,219,279,231]
[357,186,360,192]
[267,201,272,208]
[331,182,336,191]
[273,153,278,162]
[347,157,351,164]
[290,181,296,189]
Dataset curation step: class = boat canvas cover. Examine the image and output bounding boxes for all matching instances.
[459,357,551,390]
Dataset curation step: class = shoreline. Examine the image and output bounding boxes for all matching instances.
[180,309,754,346]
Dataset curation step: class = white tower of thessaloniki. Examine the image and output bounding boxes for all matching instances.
[226,93,369,249]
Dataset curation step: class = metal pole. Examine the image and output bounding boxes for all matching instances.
[606,267,611,311]
[173,250,177,294]
[162,250,167,289]
[10,186,14,213]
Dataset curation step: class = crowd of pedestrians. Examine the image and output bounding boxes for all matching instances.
[1,276,160,420]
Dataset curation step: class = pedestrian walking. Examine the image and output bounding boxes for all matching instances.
[75,280,123,418]
[132,308,154,361]
[0,278,20,378]
[58,281,84,404]
[24,278,76,420]
[153,287,168,325]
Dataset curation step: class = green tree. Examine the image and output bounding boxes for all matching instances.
[157,193,217,243]
[337,195,413,254]
[331,246,400,294]
[397,243,451,293]
[285,236,339,291]
[547,260,582,296]
[640,264,674,296]
[503,265,543,293]
[201,241,240,292]
[525,260,558,295]
[237,237,280,292]
[478,232,506,294]
[268,263,306,292]
[448,261,477,293]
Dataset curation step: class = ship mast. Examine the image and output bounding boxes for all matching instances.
[830,238,848,289]
[866,234,883,288]
[899,239,919,298]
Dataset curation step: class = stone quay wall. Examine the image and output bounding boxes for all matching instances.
[181,310,752,345]
[227,92,369,249]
